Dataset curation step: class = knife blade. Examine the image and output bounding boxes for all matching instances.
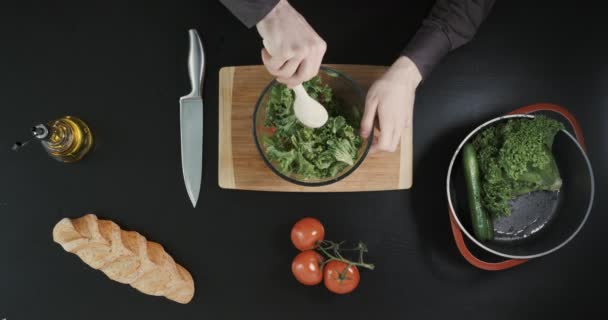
[180,29,204,207]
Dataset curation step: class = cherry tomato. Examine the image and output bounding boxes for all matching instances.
[292,250,324,285]
[291,217,325,251]
[323,260,360,294]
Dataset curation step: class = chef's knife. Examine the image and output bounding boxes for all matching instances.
[180,29,204,207]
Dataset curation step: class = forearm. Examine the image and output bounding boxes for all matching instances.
[219,0,280,28]
[402,0,496,79]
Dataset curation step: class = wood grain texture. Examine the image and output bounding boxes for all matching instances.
[218,65,412,192]
[218,67,235,189]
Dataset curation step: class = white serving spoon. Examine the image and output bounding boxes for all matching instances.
[292,84,329,128]
[262,39,329,128]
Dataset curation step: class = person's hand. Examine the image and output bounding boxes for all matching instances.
[360,56,422,153]
[256,0,326,88]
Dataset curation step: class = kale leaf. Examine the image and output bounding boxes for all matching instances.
[472,116,564,217]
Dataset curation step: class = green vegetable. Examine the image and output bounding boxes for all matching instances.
[263,77,362,180]
[462,143,494,241]
[328,139,356,166]
[472,116,564,217]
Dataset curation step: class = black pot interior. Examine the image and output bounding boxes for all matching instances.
[450,130,593,258]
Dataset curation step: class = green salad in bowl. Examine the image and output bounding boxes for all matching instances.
[253,67,371,186]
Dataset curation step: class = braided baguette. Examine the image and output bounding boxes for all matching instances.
[52,214,194,304]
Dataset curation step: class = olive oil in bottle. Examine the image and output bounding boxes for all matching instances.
[38,116,93,163]
[13,116,94,163]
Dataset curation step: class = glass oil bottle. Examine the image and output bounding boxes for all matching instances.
[13,116,94,163]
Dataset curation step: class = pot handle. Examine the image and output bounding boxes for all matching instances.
[449,210,527,270]
[449,103,586,271]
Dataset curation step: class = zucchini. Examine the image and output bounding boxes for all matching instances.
[462,143,494,241]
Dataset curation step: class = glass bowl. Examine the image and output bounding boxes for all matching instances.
[253,66,372,186]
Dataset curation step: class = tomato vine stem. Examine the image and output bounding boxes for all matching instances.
[316,240,375,270]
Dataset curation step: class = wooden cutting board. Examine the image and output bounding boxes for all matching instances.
[218,64,412,192]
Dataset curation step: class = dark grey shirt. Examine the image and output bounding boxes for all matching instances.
[220,0,495,79]
[220,0,280,28]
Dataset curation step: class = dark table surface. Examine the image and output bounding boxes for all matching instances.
[1,0,606,319]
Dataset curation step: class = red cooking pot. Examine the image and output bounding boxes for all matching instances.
[446,104,595,270]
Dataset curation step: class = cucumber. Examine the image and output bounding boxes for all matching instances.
[462,143,494,241]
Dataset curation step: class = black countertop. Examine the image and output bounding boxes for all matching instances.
[1,0,606,319]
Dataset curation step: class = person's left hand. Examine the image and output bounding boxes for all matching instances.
[360,56,422,153]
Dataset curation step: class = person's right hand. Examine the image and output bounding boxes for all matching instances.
[256,0,326,88]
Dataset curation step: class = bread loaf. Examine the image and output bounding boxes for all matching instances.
[52,214,194,304]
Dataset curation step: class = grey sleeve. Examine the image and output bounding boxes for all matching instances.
[402,0,496,79]
[220,0,280,28]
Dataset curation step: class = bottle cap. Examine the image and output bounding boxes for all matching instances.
[11,123,49,151]
[32,124,49,139]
